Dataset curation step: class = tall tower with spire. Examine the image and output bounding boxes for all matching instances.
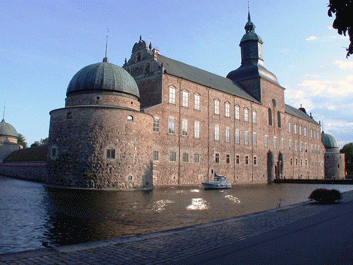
[227,12,281,104]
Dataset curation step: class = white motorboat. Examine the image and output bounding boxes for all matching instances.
[202,174,231,189]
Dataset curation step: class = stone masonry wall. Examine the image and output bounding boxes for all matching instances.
[47,104,153,190]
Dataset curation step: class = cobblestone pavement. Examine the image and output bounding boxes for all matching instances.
[1,192,353,265]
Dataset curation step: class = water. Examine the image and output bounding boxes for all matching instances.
[1,175,352,254]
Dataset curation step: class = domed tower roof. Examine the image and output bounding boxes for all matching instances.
[322,132,339,149]
[66,57,140,99]
[0,119,18,138]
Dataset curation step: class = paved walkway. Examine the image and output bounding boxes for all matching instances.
[1,191,353,264]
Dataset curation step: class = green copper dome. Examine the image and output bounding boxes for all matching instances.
[0,119,18,138]
[322,132,339,149]
[67,58,139,98]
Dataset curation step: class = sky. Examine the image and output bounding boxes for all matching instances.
[1,0,352,148]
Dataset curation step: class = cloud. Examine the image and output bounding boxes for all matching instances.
[306,36,318,41]
[335,60,353,69]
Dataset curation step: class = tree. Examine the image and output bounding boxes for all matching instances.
[340,143,353,176]
[328,0,353,58]
[30,137,49,148]
[17,133,27,148]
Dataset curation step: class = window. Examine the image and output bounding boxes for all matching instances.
[194,121,200,138]
[244,108,249,122]
[295,141,298,152]
[169,87,176,104]
[194,153,199,163]
[253,133,257,147]
[226,154,230,164]
[244,131,249,145]
[264,135,268,148]
[289,140,292,150]
[281,138,284,150]
[106,148,115,159]
[294,124,297,134]
[254,156,257,165]
[311,129,313,138]
[182,91,188,107]
[225,127,230,142]
[300,142,302,152]
[268,108,273,126]
[235,129,240,144]
[304,127,307,137]
[273,137,277,149]
[288,122,291,133]
[252,110,257,124]
[290,158,293,165]
[50,145,58,159]
[153,118,160,132]
[304,143,307,151]
[67,112,72,119]
[225,103,230,117]
[236,155,240,164]
[153,151,159,160]
[277,112,281,128]
[245,156,249,165]
[215,153,220,163]
[183,153,189,162]
[127,115,133,121]
[215,125,220,141]
[170,152,176,161]
[168,117,175,134]
[235,105,240,120]
[127,175,133,181]
[299,125,302,135]
[194,94,200,110]
[214,100,220,115]
[182,119,188,136]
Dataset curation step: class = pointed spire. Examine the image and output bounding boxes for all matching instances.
[103,28,109,62]
[2,105,5,121]
[245,3,255,33]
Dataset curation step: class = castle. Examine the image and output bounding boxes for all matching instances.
[42,13,335,190]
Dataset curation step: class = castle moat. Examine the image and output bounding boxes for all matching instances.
[1,175,353,254]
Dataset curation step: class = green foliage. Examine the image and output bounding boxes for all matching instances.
[328,0,353,57]
[30,137,49,148]
[309,188,342,204]
[17,133,27,148]
[340,143,353,176]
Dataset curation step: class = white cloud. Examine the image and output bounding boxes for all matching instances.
[335,60,353,69]
[306,36,318,41]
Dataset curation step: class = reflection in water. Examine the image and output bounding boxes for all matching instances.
[186,198,209,210]
[1,175,353,254]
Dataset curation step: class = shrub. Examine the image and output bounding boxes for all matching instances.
[309,188,342,204]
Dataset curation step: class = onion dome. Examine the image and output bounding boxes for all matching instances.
[322,132,339,149]
[66,57,140,99]
[241,12,263,45]
[0,119,18,138]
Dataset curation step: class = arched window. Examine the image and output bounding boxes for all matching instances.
[127,115,133,121]
[67,112,72,119]
[268,108,273,126]
[277,112,282,128]
[50,145,59,159]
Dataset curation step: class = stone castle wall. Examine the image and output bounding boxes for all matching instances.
[0,162,46,182]
[47,104,153,190]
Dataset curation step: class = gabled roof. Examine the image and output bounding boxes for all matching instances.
[285,104,319,124]
[156,54,260,103]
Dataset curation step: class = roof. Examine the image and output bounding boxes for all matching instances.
[4,145,48,162]
[67,58,139,99]
[285,104,319,124]
[0,119,17,138]
[321,132,339,149]
[156,54,259,103]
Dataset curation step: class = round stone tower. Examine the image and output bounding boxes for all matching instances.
[0,119,20,163]
[47,57,154,190]
[321,132,345,180]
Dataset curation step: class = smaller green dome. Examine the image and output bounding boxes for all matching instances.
[0,119,18,138]
[322,132,339,148]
